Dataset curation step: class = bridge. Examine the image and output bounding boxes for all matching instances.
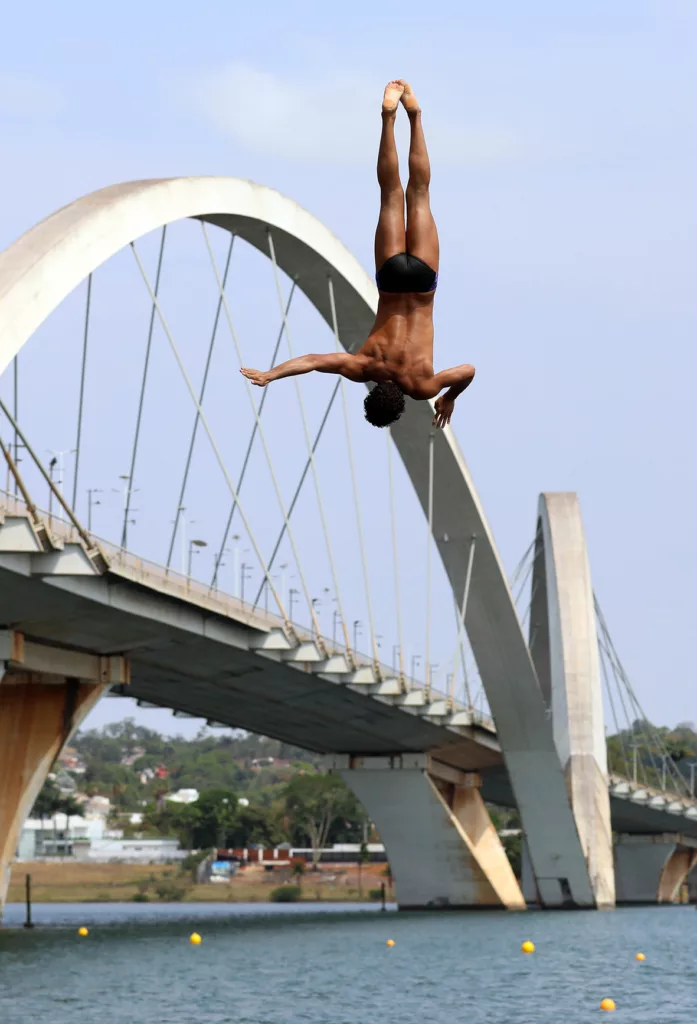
[1,178,695,914]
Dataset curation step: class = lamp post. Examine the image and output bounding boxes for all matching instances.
[392,646,400,672]
[279,563,288,608]
[231,535,241,597]
[48,457,57,520]
[333,609,342,648]
[353,620,362,653]
[86,488,103,532]
[288,587,299,622]
[188,538,207,578]
[240,562,253,604]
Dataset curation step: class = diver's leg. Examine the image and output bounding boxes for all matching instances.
[375,82,406,270]
[400,82,439,272]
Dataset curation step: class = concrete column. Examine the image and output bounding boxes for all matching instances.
[530,493,615,908]
[0,631,128,912]
[334,754,525,910]
[615,834,697,904]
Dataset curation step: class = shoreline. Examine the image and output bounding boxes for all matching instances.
[8,860,391,905]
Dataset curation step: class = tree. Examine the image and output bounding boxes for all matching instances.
[284,773,347,868]
[32,777,81,820]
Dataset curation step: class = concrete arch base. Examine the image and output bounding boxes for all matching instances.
[333,754,525,910]
[614,834,697,904]
[0,632,128,914]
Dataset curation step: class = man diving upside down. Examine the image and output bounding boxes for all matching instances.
[241,80,475,430]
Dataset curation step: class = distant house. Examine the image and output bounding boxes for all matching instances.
[166,788,199,804]
[119,746,146,767]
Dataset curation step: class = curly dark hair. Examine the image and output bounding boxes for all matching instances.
[363,381,406,428]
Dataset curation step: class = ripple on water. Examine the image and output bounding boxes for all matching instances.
[1,903,696,1023]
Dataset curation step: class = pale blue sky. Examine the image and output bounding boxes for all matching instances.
[1,1,696,736]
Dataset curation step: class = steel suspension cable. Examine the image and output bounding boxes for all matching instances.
[599,640,632,778]
[251,378,341,606]
[201,224,323,644]
[424,432,435,700]
[509,536,536,591]
[72,273,92,512]
[210,281,296,590]
[166,232,234,570]
[12,355,19,496]
[130,241,289,628]
[122,228,167,548]
[0,397,95,551]
[261,231,352,655]
[386,428,406,686]
[451,596,473,708]
[447,537,476,706]
[327,275,380,670]
[595,597,683,793]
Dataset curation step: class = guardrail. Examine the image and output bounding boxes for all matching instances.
[0,490,496,733]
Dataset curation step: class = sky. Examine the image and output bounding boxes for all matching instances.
[0,0,696,737]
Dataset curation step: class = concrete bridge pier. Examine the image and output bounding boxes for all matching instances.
[0,630,128,911]
[333,754,525,910]
[614,834,697,904]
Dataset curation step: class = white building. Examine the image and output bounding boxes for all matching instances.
[165,789,199,804]
[16,813,184,863]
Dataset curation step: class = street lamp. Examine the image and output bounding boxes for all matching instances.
[240,561,253,604]
[353,620,362,652]
[333,608,342,648]
[86,488,103,532]
[392,645,400,672]
[188,539,207,578]
[231,535,241,597]
[288,587,299,622]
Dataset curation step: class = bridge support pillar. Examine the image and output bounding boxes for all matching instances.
[0,631,128,912]
[614,834,697,904]
[530,494,615,908]
[333,754,525,910]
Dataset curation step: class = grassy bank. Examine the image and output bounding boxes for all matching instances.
[8,861,391,904]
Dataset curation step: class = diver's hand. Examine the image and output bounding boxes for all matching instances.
[240,367,271,387]
[432,395,455,429]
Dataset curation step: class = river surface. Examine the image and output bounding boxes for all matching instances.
[1,902,696,1023]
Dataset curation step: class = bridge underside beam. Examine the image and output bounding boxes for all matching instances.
[614,835,697,904]
[334,754,525,910]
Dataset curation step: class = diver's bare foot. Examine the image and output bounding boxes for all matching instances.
[382,80,404,114]
[397,80,420,114]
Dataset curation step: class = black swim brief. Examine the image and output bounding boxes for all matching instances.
[375,252,438,294]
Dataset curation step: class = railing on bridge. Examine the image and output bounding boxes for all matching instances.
[0,489,497,734]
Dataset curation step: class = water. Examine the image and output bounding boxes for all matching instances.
[1,902,696,1023]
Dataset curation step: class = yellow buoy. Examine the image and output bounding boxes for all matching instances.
[386,938,395,947]
[77,927,89,937]
[189,932,202,945]
[600,998,616,1012]
[521,940,535,954]
[635,952,646,961]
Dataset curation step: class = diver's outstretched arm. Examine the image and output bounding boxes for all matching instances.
[241,352,368,387]
[418,363,475,428]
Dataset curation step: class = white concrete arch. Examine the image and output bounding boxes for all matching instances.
[529,493,615,907]
[0,177,595,905]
